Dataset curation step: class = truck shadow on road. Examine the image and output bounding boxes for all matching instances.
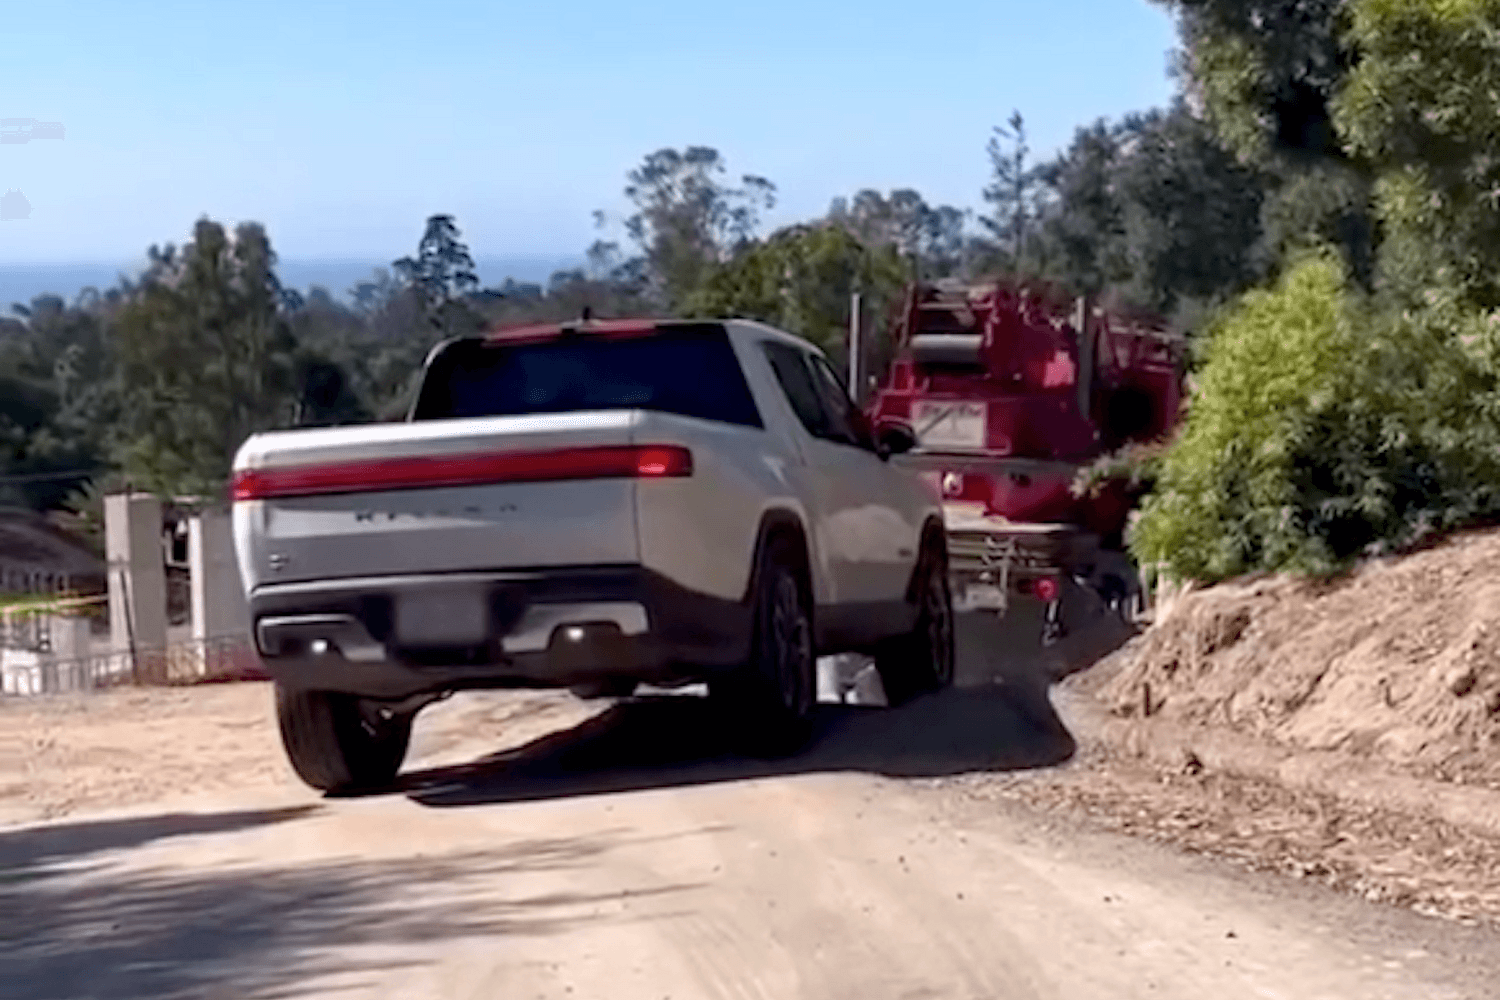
[401,608,1134,809]
[0,806,319,874]
[0,816,692,1000]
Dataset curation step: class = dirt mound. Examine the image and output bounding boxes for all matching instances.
[1102,528,1500,788]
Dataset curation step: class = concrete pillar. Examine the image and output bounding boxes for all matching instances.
[47,613,91,692]
[52,613,89,657]
[105,492,167,681]
[189,507,252,652]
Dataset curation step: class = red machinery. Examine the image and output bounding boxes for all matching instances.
[863,279,1186,639]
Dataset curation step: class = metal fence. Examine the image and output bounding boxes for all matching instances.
[0,633,267,697]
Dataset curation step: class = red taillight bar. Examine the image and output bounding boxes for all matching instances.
[232,444,692,501]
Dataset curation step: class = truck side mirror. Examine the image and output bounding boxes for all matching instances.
[877,422,918,458]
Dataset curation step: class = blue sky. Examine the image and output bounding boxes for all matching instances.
[0,0,1178,271]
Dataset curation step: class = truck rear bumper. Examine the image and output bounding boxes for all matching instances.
[249,565,751,700]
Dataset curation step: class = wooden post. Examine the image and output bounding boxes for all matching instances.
[1074,296,1093,422]
[848,292,863,405]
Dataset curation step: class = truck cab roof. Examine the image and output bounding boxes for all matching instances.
[474,316,825,355]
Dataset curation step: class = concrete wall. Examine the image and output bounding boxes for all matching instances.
[3,495,260,694]
[105,492,167,676]
[189,507,252,643]
[0,614,103,695]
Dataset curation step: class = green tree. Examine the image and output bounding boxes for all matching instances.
[393,214,484,337]
[0,293,118,509]
[341,267,430,418]
[1154,0,1378,287]
[1113,105,1268,321]
[610,146,777,309]
[0,361,64,509]
[1250,161,1376,289]
[826,189,968,279]
[1334,0,1500,307]
[113,218,301,496]
[683,223,908,366]
[1156,0,1354,166]
[1010,105,1266,326]
[980,111,1046,271]
[292,352,370,427]
[1029,118,1129,299]
[281,288,375,427]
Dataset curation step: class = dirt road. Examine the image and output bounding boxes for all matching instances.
[4,617,1499,998]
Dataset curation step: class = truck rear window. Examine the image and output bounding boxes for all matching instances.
[411,323,763,428]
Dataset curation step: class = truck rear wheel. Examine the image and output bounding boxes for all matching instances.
[275,685,412,793]
[713,540,815,756]
[876,542,956,706]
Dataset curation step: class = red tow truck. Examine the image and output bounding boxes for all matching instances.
[861,278,1186,644]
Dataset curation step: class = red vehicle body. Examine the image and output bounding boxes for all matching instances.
[863,279,1186,628]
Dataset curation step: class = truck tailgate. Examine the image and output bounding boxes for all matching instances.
[233,410,646,589]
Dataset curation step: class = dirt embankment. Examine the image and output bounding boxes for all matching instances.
[980,532,1500,927]
[1100,527,1500,789]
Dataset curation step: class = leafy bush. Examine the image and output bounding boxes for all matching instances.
[1129,251,1500,582]
[1071,439,1170,501]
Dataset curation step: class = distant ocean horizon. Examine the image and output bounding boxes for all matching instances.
[0,254,585,311]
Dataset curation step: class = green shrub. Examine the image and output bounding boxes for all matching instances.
[1071,439,1169,500]
[1129,251,1500,582]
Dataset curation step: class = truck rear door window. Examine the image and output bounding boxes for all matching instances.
[763,341,870,449]
[763,341,832,439]
[413,324,763,428]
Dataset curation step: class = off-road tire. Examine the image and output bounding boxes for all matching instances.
[712,539,815,757]
[275,685,412,793]
[876,541,956,707]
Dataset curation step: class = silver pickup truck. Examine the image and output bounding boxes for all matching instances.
[232,317,953,791]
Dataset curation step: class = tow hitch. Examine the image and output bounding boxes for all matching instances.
[1041,598,1066,647]
[1034,574,1066,647]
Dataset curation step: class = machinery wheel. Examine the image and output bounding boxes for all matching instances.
[876,541,956,707]
[713,539,815,756]
[275,685,412,793]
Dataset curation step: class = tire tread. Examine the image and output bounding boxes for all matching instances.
[275,686,410,792]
